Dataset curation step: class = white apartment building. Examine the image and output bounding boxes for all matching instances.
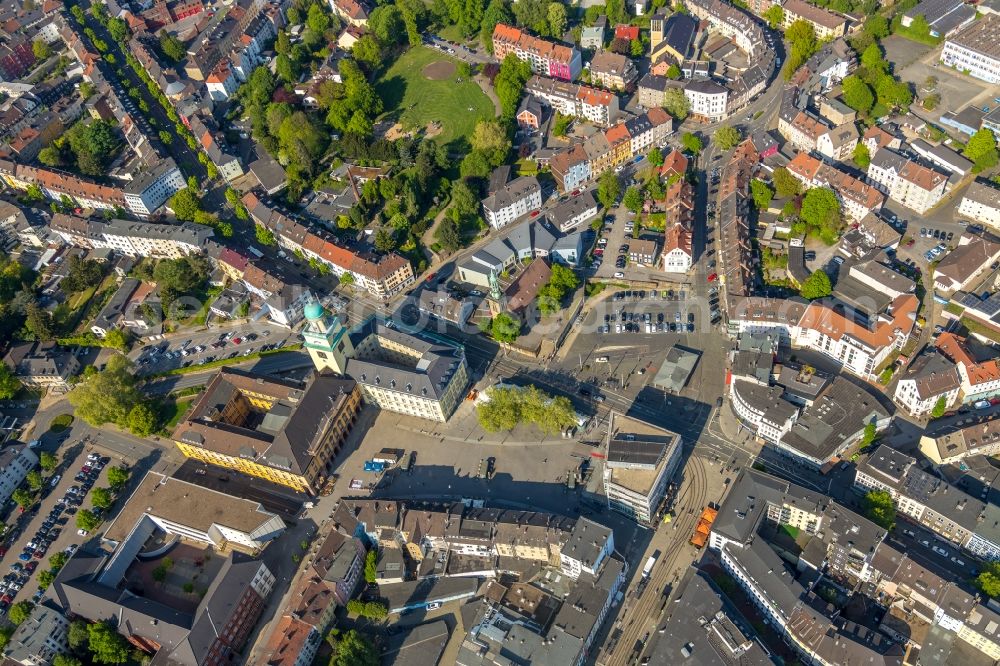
[482,176,542,230]
[122,159,186,217]
[602,412,683,525]
[868,149,948,214]
[51,215,213,259]
[559,517,614,579]
[892,352,961,417]
[729,294,917,381]
[206,60,240,101]
[778,110,829,153]
[524,76,619,127]
[729,380,799,443]
[662,224,692,273]
[941,14,1000,84]
[959,179,1000,228]
[791,294,918,380]
[935,332,1000,404]
[0,444,37,507]
[5,604,69,666]
[684,80,729,121]
[815,123,859,162]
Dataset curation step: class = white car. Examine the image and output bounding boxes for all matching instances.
[77,529,89,537]
[614,272,625,278]
[427,601,442,610]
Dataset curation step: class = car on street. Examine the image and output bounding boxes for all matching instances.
[707,273,718,282]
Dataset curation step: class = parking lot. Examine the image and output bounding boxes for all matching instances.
[587,289,721,336]
[0,442,117,614]
[129,326,299,376]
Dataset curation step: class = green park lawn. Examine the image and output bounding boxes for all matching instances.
[375,46,494,149]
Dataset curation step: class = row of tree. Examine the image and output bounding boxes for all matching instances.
[477,385,578,434]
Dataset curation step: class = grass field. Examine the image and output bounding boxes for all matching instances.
[375,46,493,149]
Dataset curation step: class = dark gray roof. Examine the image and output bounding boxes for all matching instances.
[650,573,770,666]
[561,517,612,569]
[732,379,798,423]
[712,469,827,545]
[780,377,889,463]
[91,278,140,333]
[346,322,466,401]
[53,547,267,666]
[638,73,670,92]
[858,445,916,489]
[482,175,540,213]
[774,364,830,402]
[379,577,478,613]
[730,350,773,383]
[660,13,697,60]
[122,158,179,195]
[900,467,985,530]
[380,620,450,666]
[684,79,728,95]
[547,190,598,227]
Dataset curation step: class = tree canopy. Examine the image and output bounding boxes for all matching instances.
[662,88,690,121]
[930,396,948,419]
[477,385,578,434]
[977,562,1000,599]
[772,167,801,198]
[861,490,896,530]
[852,142,871,168]
[964,129,1000,173]
[67,355,146,431]
[494,54,532,119]
[158,32,185,62]
[750,179,773,210]
[88,621,131,665]
[841,75,874,114]
[798,187,842,244]
[8,601,32,626]
[681,132,703,156]
[488,312,521,343]
[597,170,621,209]
[0,364,21,400]
[715,126,741,150]
[800,270,832,299]
[622,186,643,213]
[61,255,104,293]
[330,629,379,666]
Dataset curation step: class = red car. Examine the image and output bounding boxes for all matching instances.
[905,238,915,247]
[232,337,242,345]
[424,272,436,283]
[0,595,11,605]
[572,189,580,196]
[32,550,43,559]
[594,249,604,257]
[24,561,36,573]
[707,273,718,282]
[530,210,540,217]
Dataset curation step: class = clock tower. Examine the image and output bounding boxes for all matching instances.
[302,301,353,375]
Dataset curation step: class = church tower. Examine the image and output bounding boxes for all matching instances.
[302,301,354,375]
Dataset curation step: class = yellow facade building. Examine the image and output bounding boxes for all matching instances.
[172,368,362,493]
